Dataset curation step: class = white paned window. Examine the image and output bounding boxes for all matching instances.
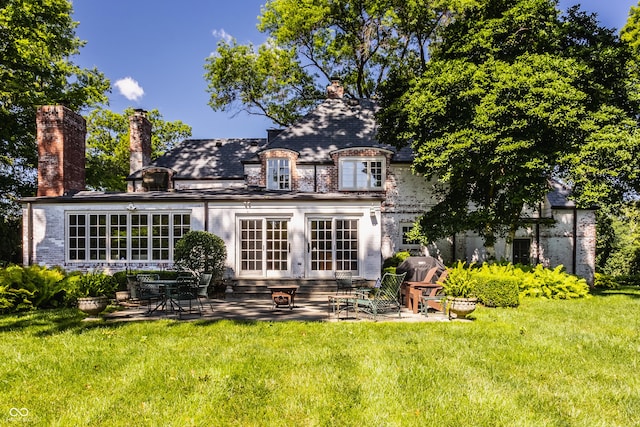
[340,158,384,190]
[67,212,190,262]
[266,158,290,190]
[400,223,420,251]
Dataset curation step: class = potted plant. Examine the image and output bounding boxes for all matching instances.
[70,271,118,315]
[442,262,478,319]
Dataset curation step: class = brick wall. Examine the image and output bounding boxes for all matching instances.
[36,106,86,197]
[128,110,152,192]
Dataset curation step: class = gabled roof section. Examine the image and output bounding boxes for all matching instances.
[144,138,266,180]
[264,98,413,162]
[547,179,576,209]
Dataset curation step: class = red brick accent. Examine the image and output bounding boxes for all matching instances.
[259,149,299,190]
[129,109,152,176]
[36,105,86,197]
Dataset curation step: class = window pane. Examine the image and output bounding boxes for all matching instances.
[267,158,290,190]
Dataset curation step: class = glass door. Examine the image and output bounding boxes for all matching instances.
[239,218,290,277]
[307,217,359,277]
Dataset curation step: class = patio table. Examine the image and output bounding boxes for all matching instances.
[327,294,357,319]
[144,279,185,314]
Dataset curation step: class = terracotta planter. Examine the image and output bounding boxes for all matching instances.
[77,296,109,315]
[447,297,478,319]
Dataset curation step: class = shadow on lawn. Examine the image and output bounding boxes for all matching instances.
[591,286,640,299]
[0,308,267,336]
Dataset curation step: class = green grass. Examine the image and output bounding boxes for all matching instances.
[1,289,639,426]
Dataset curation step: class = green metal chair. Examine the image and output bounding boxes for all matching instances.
[196,273,214,311]
[174,274,201,317]
[353,272,407,320]
[335,271,354,294]
[136,274,161,312]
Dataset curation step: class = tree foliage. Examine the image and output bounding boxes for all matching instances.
[85,107,192,191]
[597,202,640,276]
[0,0,109,216]
[378,0,640,247]
[204,0,471,126]
[174,231,227,280]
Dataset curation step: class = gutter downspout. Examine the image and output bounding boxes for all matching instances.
[27,202,33,266]
[572,207,578,275]
[536,203,541,266]
[204,201,209,232]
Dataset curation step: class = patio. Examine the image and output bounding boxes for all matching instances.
[101,295,452,323]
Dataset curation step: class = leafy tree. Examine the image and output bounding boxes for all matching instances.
[377,0,640,251]
[85,107,192,191]
[204,0,472,126]
[598,203,640,276]
[621,2,640,57]
[0,0,109,216]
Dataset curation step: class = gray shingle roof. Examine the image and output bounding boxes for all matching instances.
[547,179,576,208]
[264,98,413,163]
[143,98,412,180]
[146,138,266,180]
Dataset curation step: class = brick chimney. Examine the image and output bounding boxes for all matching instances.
[327,77,344,99]
[128,109,152,192]
[36,105,86,197]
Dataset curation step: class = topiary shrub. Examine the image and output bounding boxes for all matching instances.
[474,273,520,307]
[174,231,227,279]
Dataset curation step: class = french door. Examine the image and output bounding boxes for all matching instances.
[307,217,359,277]
[239,218,290,277]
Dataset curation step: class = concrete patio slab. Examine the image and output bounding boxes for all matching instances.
[101,297,452,323]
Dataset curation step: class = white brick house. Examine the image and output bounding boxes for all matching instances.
[21,85,596,284]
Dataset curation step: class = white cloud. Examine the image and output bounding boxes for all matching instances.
[114,77,144,102]
[212,28,233,43]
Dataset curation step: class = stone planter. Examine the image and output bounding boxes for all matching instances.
[115,291,130,303]
[447,297,478,319]
[77,296,109,316]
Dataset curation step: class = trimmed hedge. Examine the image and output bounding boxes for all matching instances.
[473,273,520,307]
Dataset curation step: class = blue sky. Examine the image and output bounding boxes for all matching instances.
[71,0,638,140]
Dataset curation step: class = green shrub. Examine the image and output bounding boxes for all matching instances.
[112,271,130,291]
[443,261,477,298]
[474,273,520,307]
[174,231,227,279]
[383,266,397,275]
[382,251,411,269]
[66,271,118,299]
[594,273,619,289]
[520,264,590,299]
[0,265,68,313]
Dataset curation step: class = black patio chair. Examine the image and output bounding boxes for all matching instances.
[175,274,201,317]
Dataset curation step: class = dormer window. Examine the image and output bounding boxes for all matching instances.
[340,157,384,191]
[141,167,173,191]
[266,158,290,190]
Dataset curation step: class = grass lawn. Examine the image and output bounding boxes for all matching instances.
[1,288,639,426]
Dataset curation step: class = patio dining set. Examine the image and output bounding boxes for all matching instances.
[128,273,214,318]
